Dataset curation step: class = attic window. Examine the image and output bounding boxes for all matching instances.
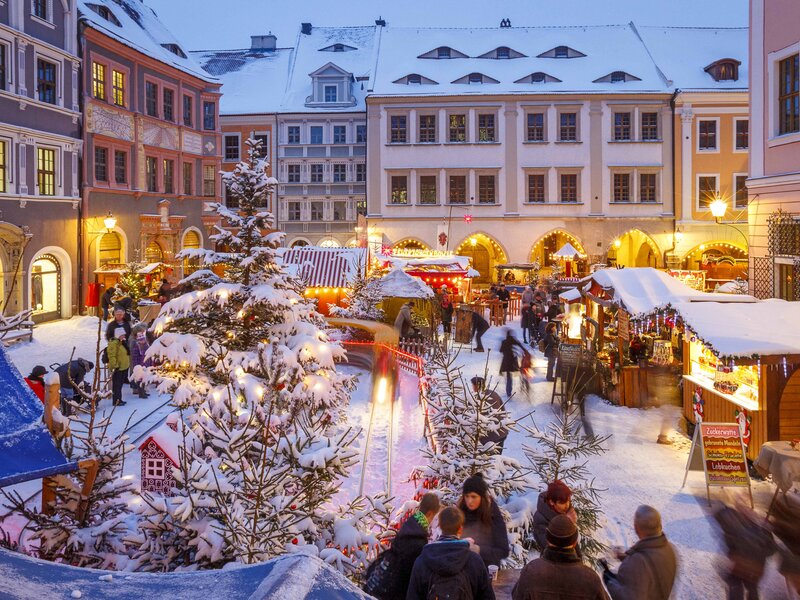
[392,73,439,85]
[610,71,626,83]
[452,72,499,84]
[704,58,741,82]
[161,44,187,59]
[320,43,357,52]
[497,47,510,59]
[469,73,483,83]
[593,71,642,84]
[333,44,344,52]
[531,72,546,83]
[538,46,586,59]
[438,47,451,59]
[407,74,421,84]
[87,3,121,26]
[555,46,568,58]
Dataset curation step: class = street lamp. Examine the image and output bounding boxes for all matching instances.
[103,211,117,231]
[709,197,728,222]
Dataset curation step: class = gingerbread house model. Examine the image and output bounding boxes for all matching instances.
[139,413,200,495]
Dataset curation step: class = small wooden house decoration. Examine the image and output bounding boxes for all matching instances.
[139,413,200,495]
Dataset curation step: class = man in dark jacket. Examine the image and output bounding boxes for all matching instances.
[407,506,495,600]
[54,358,94,415]
[105,306,132,342]
[543,322,559,381]
[604,505,677,600]
[513,514,608,600]
[100,286,116,320]
[471,377,508,453]
[496,284,510,323]
[472,310,490,352]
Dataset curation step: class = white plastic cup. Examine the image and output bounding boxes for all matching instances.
[488,565,499,581]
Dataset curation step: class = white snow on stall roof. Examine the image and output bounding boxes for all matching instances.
[636,26,748,90]
[378,253,471,271]
[141,415,201,463]
[379,269,434,299]
[78,0,217,83]
[673,299,800,358]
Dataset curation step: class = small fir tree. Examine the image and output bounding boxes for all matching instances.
[329,266,385,322]
[117,252,147,303]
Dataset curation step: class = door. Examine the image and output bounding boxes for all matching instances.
[31,254,61,323]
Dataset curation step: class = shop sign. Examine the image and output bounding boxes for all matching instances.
[617,310,629,342]
[558,343,582,368]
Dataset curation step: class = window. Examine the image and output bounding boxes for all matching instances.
[146,156,157,192]
[478,175,496,204]
[32,0,48,20]
[698,120,717,150]
[778,263,799,301]
[37,59,56,104]
[468,73,483,84]
[735,174,748,209]
[253,133,269,158]
[735,119,749,150]
[527,174,545,203]
[419,175,437,204]
[0,45,7,91]
[0,140,7,193]
[407,74,421,84]
[478,114,495,142]
[419,115,436,142]
[390,175,408,204]
[224,135,239,161]
[92,62,106,100]
[145,82,158,117]
[114,150,126,184]
[448,175,466,203]
[526,113,545,141]
[112,70,125,106]
[560,173,577,203]
[641,112,658,141]
[640,173,657,203]
[356,125,367,143]
[310,202,324,220]
[613,112,631,141]
[145,458,165,479]
[390,116,407,143]
[37,148,55,196]
[355,163,366,182]
[531,72,546,83]
[324,85,337,102]
[332,163,346,182]
[779,54,799,135]
[183,162,192,195]
[497,47,510,59]
[309,164,323,183]
[288,126,301,144]
[163,88,174,121]
[287,164,301,183]
[310,126,323,144]
[698,175,718,209]
[203,101,216,130]
[449,114,466,142]
[203,164,215,196]
[164,159,174,194]
[437,47,451,59]
[356,199,367,216]
[610,71,626,83]
[613,173,630,202]
[554,46,568,58]
[183,95,192,127]
[94,147,108,182]
[333,125,346,144]
[559,113,577,141]
[333,201,347,220]
[288,202,301,221]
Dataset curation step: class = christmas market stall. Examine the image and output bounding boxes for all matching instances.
[376,251,473,301]
[495,262,541,286]
[672,299,800,461]
[278,246,367,316]
[377,268,436,338]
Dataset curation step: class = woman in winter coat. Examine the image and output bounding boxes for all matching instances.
[499,330,526,398]
[129,324,151,399]
[24,365,48,403]
[107,326,130,407]
[533,480,578,552]
[543,322,559,381]
[458,472,510,567]
[439,287,454,336]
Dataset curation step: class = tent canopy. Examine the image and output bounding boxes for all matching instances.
[278,247,367,289]
[0,347,77,488]
[553,243,583,259]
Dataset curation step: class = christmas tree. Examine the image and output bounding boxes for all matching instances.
[329,263,385,322]
[117,251,147,303]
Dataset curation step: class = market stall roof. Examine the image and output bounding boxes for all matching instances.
[553,243,583,259]
[672,299,800,359]
[0,347,77,487]
[495,263,540,271]
[378,253,471,272]
[278,247,367,289]
[379,268,435,299]
[0,549,369,599]
[580,267,756,317]
[559,288,583,303]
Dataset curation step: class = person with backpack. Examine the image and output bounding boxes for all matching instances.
[458,473,509,568]
[364,493,441,600]
[107,326,130,407]
[406,505,495,600]
[532,480,578,553]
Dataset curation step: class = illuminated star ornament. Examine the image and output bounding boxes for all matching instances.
[463,214,473,224]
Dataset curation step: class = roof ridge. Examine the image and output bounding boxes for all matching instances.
[638,25,749,30]
[381,24,631,31]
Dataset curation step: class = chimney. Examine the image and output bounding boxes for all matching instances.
[250,33,277,51]
[301,22,312,35]
[375,17,386,27]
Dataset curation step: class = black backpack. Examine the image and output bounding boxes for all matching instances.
[363,548,398,598]
[426,570,473,600]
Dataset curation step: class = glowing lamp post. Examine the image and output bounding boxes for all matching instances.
[103,211,117,231]
[709,197,728,222]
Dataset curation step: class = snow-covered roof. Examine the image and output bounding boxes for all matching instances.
[192,47,294,114]
[553,243,583,259]
[673,299,800,359]
[378,253,471,272]
[379,268,435,299]
[636,26,748,90]
[559,287,583,303]
[78,0,218,84]
[140,414,201,463]
[278,247,367,288]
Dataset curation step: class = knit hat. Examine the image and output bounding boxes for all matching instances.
[547,480,573,503]
[462,473,488,497]
[114,327,127,339]
[546,514,579,548]
[29,365,47,378]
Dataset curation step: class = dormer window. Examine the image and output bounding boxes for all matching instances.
[555,46,568,58]
[704,58,741,82]
[306,62,355,107]
[538,46,586,59]
[438,47,451,59]
[610,71,626,83]
[319,43,358,53]
[452,72,500,85]
[333,44,345,52]
[469,73,482,83]
[324,85,337,102]
[593,71,642,83]
[497,47,509,59]
[393,73,439,85]
[408,74,421,84]
[161,44,187,59]
[86,3,121,26]
[418,46,468,60]
[477,46,526,60]
[515,72,562,84]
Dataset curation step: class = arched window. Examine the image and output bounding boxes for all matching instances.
[145,241,164,263]
[99,232,122,266]
[182,230,201,274]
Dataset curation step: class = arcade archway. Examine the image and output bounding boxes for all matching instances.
[529,230,586,270]
[392,238,431,252]
[682,241,748,288]
[607,229,662,268]
[454,233,507,284]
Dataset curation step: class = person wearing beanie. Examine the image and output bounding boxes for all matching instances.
[106,326,130,407]
[532,480,579,552]
[458,473,509,567]
[512,514,609,600]
[24,365,48,403]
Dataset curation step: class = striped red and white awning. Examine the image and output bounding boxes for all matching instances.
[280,247,366,288]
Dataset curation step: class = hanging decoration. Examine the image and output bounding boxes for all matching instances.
[735,408,752,448]
[693,388,704,423]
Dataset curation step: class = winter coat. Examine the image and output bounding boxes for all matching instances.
[543,331,559,358]
[546,304,560,321]
[521,305,533,330]
[606,534,677,600]
[500,335,525,373]
[394,304,414,338]
[472,311,490,335]
[440,293,454,321]
[532,492,578,552]
[406,536,495,600]
[497,288,510,303]
[479,389,509,448]
[130,338,151,370]
[107,338,131,372]
[714,506,776,584]
[24,377,45,403]
[100,289,115,310]
[521,289,534,306]
[373,512,430,600]
[461,499,510,567]
[512,547,609,600]
[106,318,132,342]
[55,359,93,392]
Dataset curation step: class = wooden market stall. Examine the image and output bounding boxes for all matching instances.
[377,268,437,337]
[376,252,473,301]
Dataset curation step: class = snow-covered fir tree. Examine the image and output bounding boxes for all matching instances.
[117,252,147,303]
[329,266,385,322]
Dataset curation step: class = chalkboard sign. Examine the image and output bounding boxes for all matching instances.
[558,343,582,367]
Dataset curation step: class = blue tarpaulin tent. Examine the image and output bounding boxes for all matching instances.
[0,345,77,487]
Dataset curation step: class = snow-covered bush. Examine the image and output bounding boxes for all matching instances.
[329,268,385,322]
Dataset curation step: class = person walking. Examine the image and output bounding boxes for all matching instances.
[107,326,130,407]
[24,365,48,403]
[406,505,495,600]
[129,324,152,399]
[394,301,415,340]
[496,284,510,324]
[364,493,441,600]
[458,473,509,568]
[532,480,578,553]
[470,377,508,453]
[100,286,116,321]
[439,286,454,339]
[603,505,677,600]
[499,329,526,398]
[521,303,533,344]
[512,515,609,600]
[521,285,534,307]
[543,322,559,382]
[472,310,490,352]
